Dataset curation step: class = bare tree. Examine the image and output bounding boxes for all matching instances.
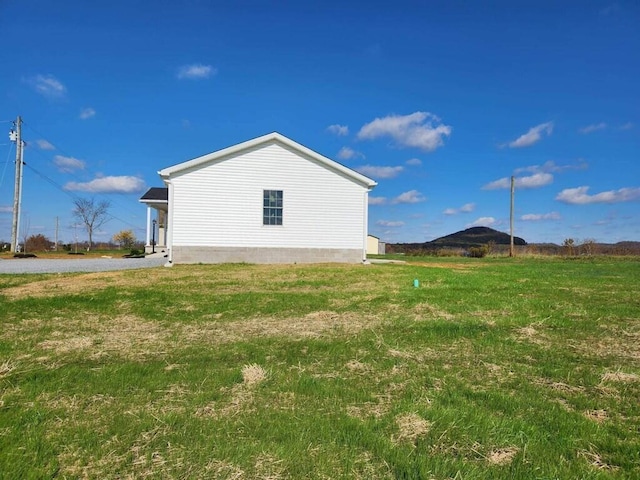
[563,238,575,256]
[72,198,111,251]
[580,238,598,256]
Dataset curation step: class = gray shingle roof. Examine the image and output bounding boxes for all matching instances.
[140,187,168,202]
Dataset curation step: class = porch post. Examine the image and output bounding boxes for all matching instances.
[146,206,152,247]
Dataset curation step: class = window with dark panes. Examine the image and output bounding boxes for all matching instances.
[263,190,283,225]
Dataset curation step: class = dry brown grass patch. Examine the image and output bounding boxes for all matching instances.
[203,459,245,479]
[35,315,169,360]
[2,268,176,300]
[583,409,608,423]
[578,448,618,471]
[601,371,639,383]
[572,334,640,360]
[182,310,380,345]
[513,325,549,346]
[413,302,455,320]
[242,364,268,386]
[412,262,480,271]
[252,453,286,480]
[196,365,267,419]
[487,447,519,465]
[39,335,94,354]
[352,451,394,480]
[345,359,371,374]
[0,360,15,377]
[392,412,431,444]
[201,453,286,480]
[387,347,439,363]
[3,271,123,299]
[347,382,408,421]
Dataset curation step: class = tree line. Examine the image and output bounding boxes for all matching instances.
[1,197,140,253]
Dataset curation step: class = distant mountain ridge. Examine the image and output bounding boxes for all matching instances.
[388,227,640,255]
[392,227,526,250]
[428,226,526,247]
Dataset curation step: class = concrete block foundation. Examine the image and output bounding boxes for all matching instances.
[171,246,363,264]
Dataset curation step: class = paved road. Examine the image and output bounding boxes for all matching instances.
[0,255,167,274]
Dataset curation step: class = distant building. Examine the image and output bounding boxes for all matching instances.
[140,132,377,264]
[367,235,386,255]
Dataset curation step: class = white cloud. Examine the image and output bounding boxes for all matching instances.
[177,64,217,79]
[521,212,561,221]
[405,158,422,166]
[64,176,146,194]
[79,107,96,120]
[482,173,553,190]
[27,74,66,98]
[518,173,554,188]
[515,160,588,175]
[555,186,640,205]
[327,124,349,136]
[376,220,405,227]
[357,112,452,151]
[369,196,387,205]
[482,178,510,190]
[460,203,476,213]
[620,122,633,130]
[0,205,12,213]
[443,203,475,215]
[467,217,498,228]
[579,122,606,134]
[337,146,364,160]
[392,190,426,204]
[54,155,86,173]
[508,121,553,148]
[37,139,55,150]
[356,165,403,179]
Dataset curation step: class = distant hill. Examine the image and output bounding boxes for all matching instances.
[427,226,526,248]
[390,227,526,252]
[388,227,640,255]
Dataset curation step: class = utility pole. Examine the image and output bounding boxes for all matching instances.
[10,116,23,253]
[54,216,59,251]
[509,175,515,258]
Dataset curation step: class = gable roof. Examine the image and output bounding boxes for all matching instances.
[158,132,377,189]
[139,187,168,202]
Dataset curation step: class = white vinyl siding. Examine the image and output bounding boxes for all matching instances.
[170,142,366,249]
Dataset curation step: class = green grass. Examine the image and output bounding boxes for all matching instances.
[1,257,639,479]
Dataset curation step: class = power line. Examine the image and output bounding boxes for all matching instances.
[0,142,14,191]
[22,162,80,201]
[21,121,148,230]
[22,162,144,232]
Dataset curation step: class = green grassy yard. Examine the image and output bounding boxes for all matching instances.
[1,257,639,479]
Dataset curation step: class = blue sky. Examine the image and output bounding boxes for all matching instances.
[1,0,638,246]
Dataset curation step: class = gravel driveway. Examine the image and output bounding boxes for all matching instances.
[0,255,167,274]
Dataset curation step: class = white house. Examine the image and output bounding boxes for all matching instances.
[140,132,377,264]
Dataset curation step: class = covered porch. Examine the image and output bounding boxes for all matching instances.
[139,187,168,254]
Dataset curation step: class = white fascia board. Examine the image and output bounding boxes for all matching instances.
[138,199,168,204]
[158,132,378,189]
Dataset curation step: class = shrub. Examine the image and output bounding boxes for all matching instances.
[468,246,488,258]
